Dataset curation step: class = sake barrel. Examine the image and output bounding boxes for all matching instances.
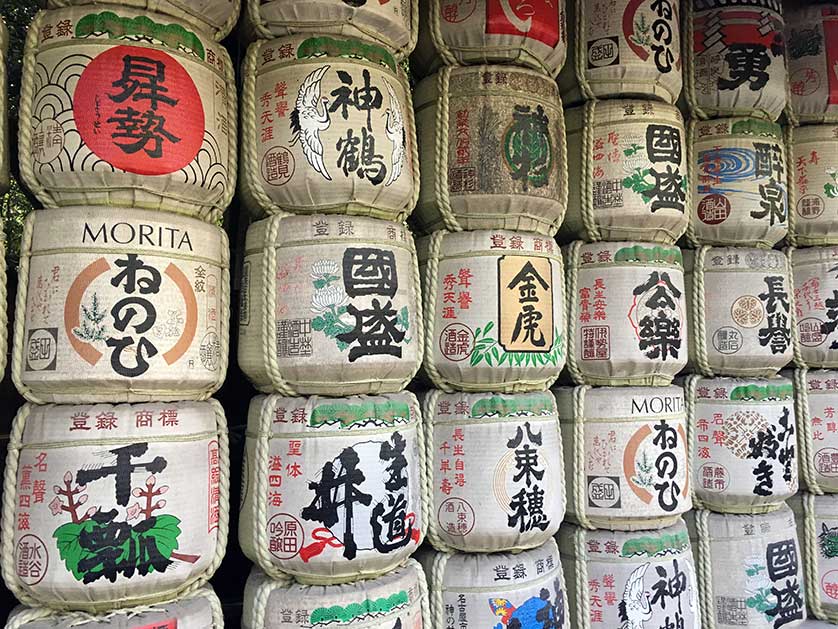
[12,208,229,404]
[240,392,422,583]
[418,230,565,393]
[423,390,564,553]
[4,586,223,629]
[686,375,797,513]
[687,506,806,629]
[686,247,793,376]
[556,0,682,105]
[242,561,427,629]
[413,65,567,237]
[238,214,422,396]
[790,125,838,246]
[559,519,700,629]
[423,539,569,629]
[412,0,567,78]
[792,247,838,368]
[244,1,416,60]
[0,400,229,612]
[689,117,788,247]
[566,241,688,386]
[240,35,417,222]
[43,0,240,41]
[561,99,688,244]
[789,493,837,623]
[554,385,690,531]
[20,8,237,222]
[794,369,838,494]
[685,0,786,121]
[786,5,838,125]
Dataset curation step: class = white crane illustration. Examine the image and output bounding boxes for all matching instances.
[382,78,405,187]
[290,65,332,181]
[618,563,653,629]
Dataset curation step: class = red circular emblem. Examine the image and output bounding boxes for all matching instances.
[73,45,204,176]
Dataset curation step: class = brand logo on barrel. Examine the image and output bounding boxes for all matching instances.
[64,246,203,378]
[625,0,678,72]
[486,0,559,47]
[587,475,621,509]
[26,328,58,372]
[588,37,620,68]
[624,420,688,512]
[74,45,205,176]
[498,256,554,353]
[50,443,201,584]
[502,105,552,191]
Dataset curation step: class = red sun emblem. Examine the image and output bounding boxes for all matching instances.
[74,45,205,176]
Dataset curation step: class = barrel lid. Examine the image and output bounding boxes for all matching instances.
[558,519,690,559]
[437,539,560,590]
[426,390,557,425]
[418,229,563,264]
[699,503,797,541]
[565,99,684,134]
[690,376,794,402]
[692,117,783,140]
[252,34,400,75]
[556,385,684,424]
[791,244,838,267]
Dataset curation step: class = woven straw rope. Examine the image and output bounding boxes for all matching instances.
[571,385,594,529]
[421,232,453,394]
[694,509,716,629]
[684,375,705,510]
[785,123,799,247]
[785,247,806,369]
[684,119,700,247]
[690,246,712,376]
[0,402,229,612]
[433,67,460,232]
[20,11,236,222]
[0,231,7,379]
[802,493,829,621]
[572,526,590,629]
[794,368,823,495]
[11,213,231,403]
[565,241,585,384]
[579,101,601,242]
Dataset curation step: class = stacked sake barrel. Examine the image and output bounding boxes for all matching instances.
[680,2,809,627]
[784,5,838,625]
[409,2,572,625]
[1,3,237,626]
[237,4,429,629]
[553,2,699,627]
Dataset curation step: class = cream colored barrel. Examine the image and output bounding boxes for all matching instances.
[240,35,417,222]
[554,385,690,531]
[686,375,797,513]
[423,539,569,629]
[418,230,565,393]
[423,390,564,553]
[244,0,416,60]
[789,125,838,246]
[793,493,838,623]
[19,8,237,222]
[566,241,688,386]
[12,208,229,404]
[413,65,567,237]
[688,117,788,247]
[557,0,682,105]
[794,369,838,494]
[4,585,223,629]
[559,519,700,629]
[242,560,427,629]
[687,506,805,629]
[412,0,567,78]
[686,247,793,376]
[561,99,688,243]
[786,4,838,125]
[43,0,240,40]
[238,214,422,396]
[792,247,838,368]
[0,401,229,612]
[240,393,422,584]
[685,0,786,121]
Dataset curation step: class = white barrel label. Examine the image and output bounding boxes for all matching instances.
[691,379,797,507]
[792,246,838,366]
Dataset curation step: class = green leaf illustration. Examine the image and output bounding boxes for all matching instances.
[146,514,181,561]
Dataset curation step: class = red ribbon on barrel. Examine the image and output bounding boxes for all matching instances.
[300,527,343,562]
